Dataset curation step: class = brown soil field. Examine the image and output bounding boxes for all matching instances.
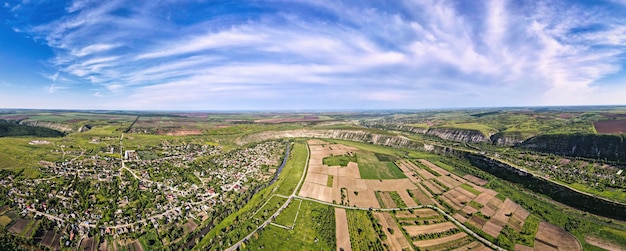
[398,190,418,207]
[435,176,454,189]
[379,192,397,208]
[422,180,445,195]
[418,159,450,176]
[594,120,626,134]
[303,140,420,209]
[415,183,434,197]
[453,213,467,223]
[443,189,472,210]
[441,196,463,211]
[463,174,488,186]
[350,190,380,208]
[184,220,198,233]
[396,208,439,219]
[491,198,517,226]
[514,244,534,251]
[335,208,352,251]
[299,182,335,202]
[482,220,503,238]
[363,179,417,191]
[534,239,558,251]
[453,241,489,251]
[80,237,97,251]
[535,221,582,251]
[413,232,467,248]
[305,172,330,186]
[403,222,457,236]
[8,218,28,234]
[400,159,420,170]
[461,205,478,217]
[481,206,496,218]
[408,188,434,205]
[373,212,411,251]
[416,169,437,180]
[440,176,463,188]
[129,240,145,251]
[41,230,61,250]
[473,192,495,206]
[405,172,421,183]
[395,160,414,172]
[468,216,487,229]
[585,235,626,251]
[452,187,476,201]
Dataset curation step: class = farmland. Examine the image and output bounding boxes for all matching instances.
[2,108,626,250]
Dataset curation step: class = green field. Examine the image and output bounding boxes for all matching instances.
[273,199,302,227]
[323,154,356,166]
[0,215,11,228]
[434,122,498,136]
[459,183,481,195]
[243,200,336,250]
[357,152,406,180]
[346,210,384,251]
[253,196,287,222]
[276,142,309,195]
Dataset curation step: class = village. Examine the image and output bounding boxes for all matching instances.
[0,137,285,250]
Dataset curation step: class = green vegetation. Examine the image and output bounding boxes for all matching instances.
[0,120,65,138]
[327,175,334,187]
[374,152,399,162]
[434,122,498,136]
[253,196,287,222]
[0,216,10,228]
[347,210,385,251]
[459,183,481,195]
[194,142,307,250]
[322,153,356,166]
[273,199,301,227]
[244,200,335,250]
[389,191,407,208]
[357,152,406,179]
[325,139,408,156]
[276,142,308,195]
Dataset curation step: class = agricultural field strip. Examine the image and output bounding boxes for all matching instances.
[226,141,504,251]
[292,195,505,251]
[436,142,626,207]
[225,142,311,251]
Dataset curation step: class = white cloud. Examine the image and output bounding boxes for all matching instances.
[9,0,626,109]
[47,84,67,93]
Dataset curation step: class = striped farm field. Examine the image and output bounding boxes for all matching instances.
[403,222,457,236]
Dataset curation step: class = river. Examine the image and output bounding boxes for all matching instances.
[185,142,292,249]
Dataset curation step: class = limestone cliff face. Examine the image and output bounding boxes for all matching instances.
[490,132,530,146]
[236,129,422,149]
[19,121,75,133]
[384,124,428,134]
[425,128,491,143]
[520,134,626,162]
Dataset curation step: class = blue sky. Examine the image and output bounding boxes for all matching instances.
[1,0,626,110]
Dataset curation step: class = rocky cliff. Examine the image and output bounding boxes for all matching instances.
[490,132,530,146]
[236,129,423,149]
[19,121,75,133]
[425,128,491,143]
[519,134,626,162]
